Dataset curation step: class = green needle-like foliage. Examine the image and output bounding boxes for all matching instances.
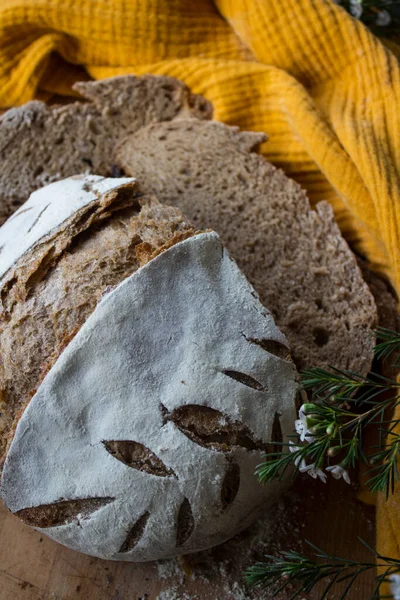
[245,541,400,600]
[367,431,400,498]
[374,326,400,365]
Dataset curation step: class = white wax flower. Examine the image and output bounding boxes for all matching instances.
[326,464,351,484]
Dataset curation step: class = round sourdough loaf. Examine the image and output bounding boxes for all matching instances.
[0,175,297,561]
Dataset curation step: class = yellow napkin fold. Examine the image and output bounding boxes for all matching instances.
[1,0,400,580]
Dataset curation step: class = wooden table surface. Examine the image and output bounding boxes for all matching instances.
[0,472,375,600]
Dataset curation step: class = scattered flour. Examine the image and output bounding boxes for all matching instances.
[156,590,198,600]
[152,489,302,600]
[157,559,185,585]
[152,474,375,599]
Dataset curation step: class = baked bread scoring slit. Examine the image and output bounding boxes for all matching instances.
[220,461,240,510]
[26,203,50,234]
[15,497,115,528]
[165,405,267,453]
[271,412,283,454]
[103,440,176,478]
[245,336,292,362]
[118,511,150,553]
[176,498,194,547]
[221,369,265,391]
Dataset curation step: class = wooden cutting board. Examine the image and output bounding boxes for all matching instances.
[0,473,375,600]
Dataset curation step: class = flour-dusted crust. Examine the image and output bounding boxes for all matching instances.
[1,232,297,561]
[0,175,134,280]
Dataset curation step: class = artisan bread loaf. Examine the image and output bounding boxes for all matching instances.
[0,75,212,224]
[0,176,297,561]
[117,119,378,374]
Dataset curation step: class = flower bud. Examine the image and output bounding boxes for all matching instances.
[306,417,320,429]
[327,445,342,457]
[309,424,325,435]
[326,424,336,436]
[301,403,318,414]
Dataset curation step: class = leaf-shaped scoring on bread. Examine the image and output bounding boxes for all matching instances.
[245,337,292,362]
[220,461,240,509]
[26,203,50,234]
[103,440,176,477]
[119,511,150,553]
[164,404,267,452]
[15,497,115,528]
[271,411,283,451]
[176,497,195,547]
[221,369,265,391]
[263,412,284,467]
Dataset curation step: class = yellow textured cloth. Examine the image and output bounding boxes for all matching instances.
[1,0,400,576]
